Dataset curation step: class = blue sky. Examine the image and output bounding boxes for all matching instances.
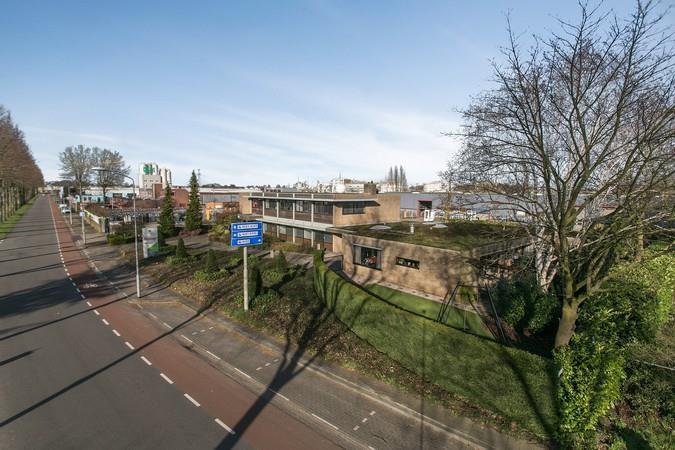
[1,0,639,186]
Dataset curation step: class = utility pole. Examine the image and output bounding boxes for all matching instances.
[243,246,249,311]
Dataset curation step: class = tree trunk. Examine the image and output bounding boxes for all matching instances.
[635,219,644,262]
[554,301,579,348]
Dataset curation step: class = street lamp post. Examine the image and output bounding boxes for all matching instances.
[93,168,141,298]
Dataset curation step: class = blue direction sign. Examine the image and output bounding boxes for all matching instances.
[230,221,263,247]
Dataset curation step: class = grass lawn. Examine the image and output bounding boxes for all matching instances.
[343,220,527,251]
[0,197,35,240]
[366,284,493,338]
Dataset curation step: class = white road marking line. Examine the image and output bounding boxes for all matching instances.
[180,334,193,343]
[311,413,339,430]
[65,271,70,276]
[184,393,200,407]
[353,425,360,431]
[370,410,376,416]
[125,341,135,350]
[264,362,271,367]
[160,373,174,384]
[234,368,251,379]
[148,313,157,320]
[256,366,262,371]
[214,418,235,435]
[102,319,109,325]
[200,329,205,333]
[268,388,289,401]
[75,288,81,293]
[362,418,368,423]
[208,326,214,330]
[80,294,86,299]
[191,332,197,336]
[86,301,92,307]
[273,358,279,363]
[141,356,152,366]
[162,322,172,329]
[93,310,100,316]
[368,446,376,450]
[206,350,220,360]
[112,329,121,336]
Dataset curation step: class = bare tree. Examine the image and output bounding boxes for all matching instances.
[92,148,130,201]
[0,106,43,221]
[448,2,674,348]
[59,145,94,195]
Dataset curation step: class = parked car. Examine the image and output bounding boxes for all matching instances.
[59,204,69,214]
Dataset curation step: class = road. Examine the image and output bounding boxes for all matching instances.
[0,196,343,449]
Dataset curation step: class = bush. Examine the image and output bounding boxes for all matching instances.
[204,249,218,273]
[496,275,557,334]
[274,250,289,272]
[248,265,261,298]
[554,335,625,448]
[224,254,242,268]
[261,269,285,288]
[194,268,228,282]
[251,289,279,314]
[175,237,188,259]
[107,232,135,245]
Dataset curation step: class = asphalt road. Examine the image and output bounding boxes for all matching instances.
[0,196,339,449]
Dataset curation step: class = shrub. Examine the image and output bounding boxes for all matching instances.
[261,269,284,288]
[224,254,242,268]
[194,268,227,282]
[249,266,262,298]
[107,232,135,245]
[204,249,218,273]
[496,275,557,334]
[175,237,188,259]
[274,250,289,272]
[252,289,279,314]
[555,335,625,448]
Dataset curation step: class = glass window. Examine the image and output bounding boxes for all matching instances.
[323,233,333,243]
[278,225,286,234]
[343,202,365,215]
[304,229,312,239]
[314,202,333,215]
[280,200,293,211]
[353,245,381,269]
[262,223,268,232]
[395,256,420,270]
[295,227,304,237]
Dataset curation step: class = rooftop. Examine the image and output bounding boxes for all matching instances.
[339,221,529,252]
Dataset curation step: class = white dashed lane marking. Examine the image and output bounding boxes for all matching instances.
[140,356,152,366]
[184,393,200,407]
[86,301,92,307]
[112,329,121,337]
[102,319,109,326]
[124,341,135,350]
[93,310,100,316]
[215,419,235,435]
[160,373,174,384]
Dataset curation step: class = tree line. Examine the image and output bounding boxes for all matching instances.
[0,106,44,222]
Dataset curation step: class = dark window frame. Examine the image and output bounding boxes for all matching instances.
[353,245,382,270]
[395,256,420,270]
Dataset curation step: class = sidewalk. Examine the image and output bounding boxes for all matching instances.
[65,212,546,450]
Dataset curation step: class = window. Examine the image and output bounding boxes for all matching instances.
[314,202,333,215]
[395,256,420,270]
[343,202,365,215]
[262,223,268,232]
[323,233,333,243]
[353,245,381,269]
[280,200,293,211]
[294,228,304,237]
[295,201,309,212]
[303,229,312,239]
[278,225,286,235]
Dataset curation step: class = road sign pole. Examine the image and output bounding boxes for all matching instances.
[243,246,249,311]
[69,208,72,225]
[82,216,86,246]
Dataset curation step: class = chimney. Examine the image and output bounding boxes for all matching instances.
[364,181,377,195]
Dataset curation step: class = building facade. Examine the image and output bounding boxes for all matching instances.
[239,188,400,252]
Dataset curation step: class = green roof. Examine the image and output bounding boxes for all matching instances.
[341,221,527,251]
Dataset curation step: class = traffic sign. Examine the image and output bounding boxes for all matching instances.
[230,221,263,247]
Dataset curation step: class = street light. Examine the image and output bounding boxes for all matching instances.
[93,168,141,298]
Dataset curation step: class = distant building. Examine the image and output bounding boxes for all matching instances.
[422,180,447,192]
[138,163,172,197]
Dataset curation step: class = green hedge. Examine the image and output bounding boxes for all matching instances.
[313,255,557,438]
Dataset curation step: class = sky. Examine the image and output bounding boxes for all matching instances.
[1,0,641,186]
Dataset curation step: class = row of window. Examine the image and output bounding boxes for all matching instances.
[252,200,334,216]
[352,245,420,270]
[262,223,333,242]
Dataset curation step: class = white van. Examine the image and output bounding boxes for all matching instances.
[59,204,69,214]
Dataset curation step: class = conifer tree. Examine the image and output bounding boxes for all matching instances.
[175,237,188,259]
[158,185,175,238]
[185,170,202,231]
[204,249,218,273]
